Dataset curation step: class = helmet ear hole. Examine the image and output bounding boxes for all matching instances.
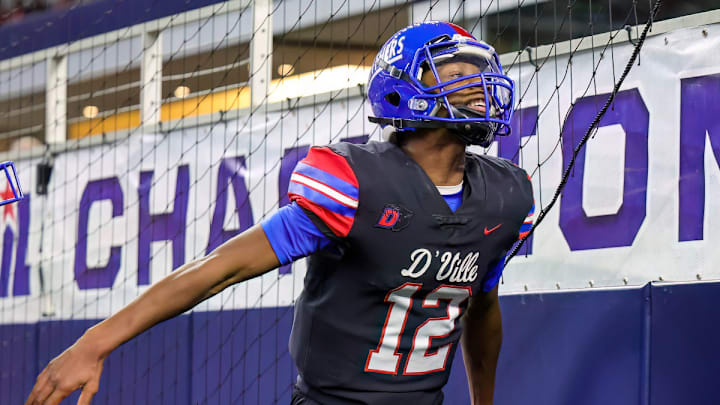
[385,92,401,107]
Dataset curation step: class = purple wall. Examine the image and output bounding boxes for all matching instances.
[2,281,719,404]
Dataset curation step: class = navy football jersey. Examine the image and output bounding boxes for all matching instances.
[287,141,533,404]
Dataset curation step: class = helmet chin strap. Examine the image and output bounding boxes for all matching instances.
[447,105,498,147]
[368,114,497,147]
[448,121,496,147]
[369,100,499,146]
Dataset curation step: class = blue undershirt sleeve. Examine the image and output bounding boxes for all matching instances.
[261,202,332,265]
[482,253,506,292]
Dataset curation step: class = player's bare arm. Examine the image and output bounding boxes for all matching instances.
[461,285,502,405]
[25,224,280,405]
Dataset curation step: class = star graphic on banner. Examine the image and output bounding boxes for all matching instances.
[0,182,16,223]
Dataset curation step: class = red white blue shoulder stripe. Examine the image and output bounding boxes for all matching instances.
[288,147,359,237]
[518,202,534,240]
[518,173,534,240]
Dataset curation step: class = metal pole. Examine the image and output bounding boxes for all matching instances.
[141,30,163,129]
[251,0,273,109]
[45,54,67,144]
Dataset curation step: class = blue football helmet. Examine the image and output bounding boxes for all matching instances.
[367,21,515,146]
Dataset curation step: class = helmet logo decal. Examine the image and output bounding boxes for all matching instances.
[379,35,405,64]
[367,22,516,146]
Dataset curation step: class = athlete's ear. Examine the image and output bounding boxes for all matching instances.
[0,161,24,206]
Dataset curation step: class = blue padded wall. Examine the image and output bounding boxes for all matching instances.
[35,317,191,405]
[444,286,650,405]
[650,282,720,405]
[190,306,296,405]
[0,323,37,405]
[494,286,649,405]
[3,282,719,404]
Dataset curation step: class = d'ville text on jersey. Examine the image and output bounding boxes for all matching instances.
[401,248,479,283]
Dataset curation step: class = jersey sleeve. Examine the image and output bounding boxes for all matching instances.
[516,170,535,240]
[287,146,359,237]
[482,253,506,292]
[518,201,535,240]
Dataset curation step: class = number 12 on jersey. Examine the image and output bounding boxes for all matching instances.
[365,283,472,375]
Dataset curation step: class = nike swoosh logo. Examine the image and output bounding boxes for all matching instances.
[484,224,502,235]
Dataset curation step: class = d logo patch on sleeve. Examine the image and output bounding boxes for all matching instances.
[375,204,413,232]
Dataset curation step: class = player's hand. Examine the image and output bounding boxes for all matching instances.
[25,337,105,405]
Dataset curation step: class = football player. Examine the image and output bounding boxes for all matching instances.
[26,21,533,405]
